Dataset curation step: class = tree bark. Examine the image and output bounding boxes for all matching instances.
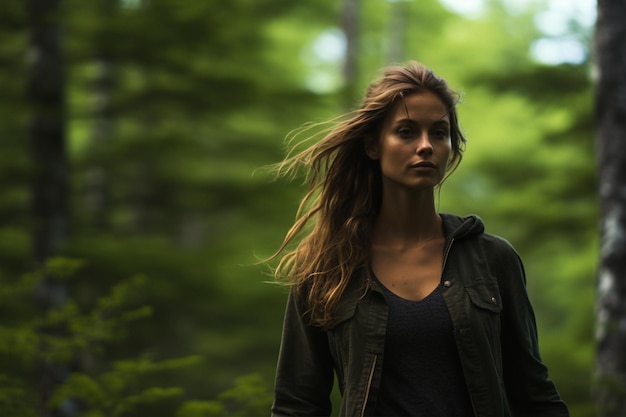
[341,0,359,108]
[27,0,69,266]
[594,0,626,415]
[84,0,119,230]
[27,0,70,415]
[387,0,410,64]
[84,57,114,229]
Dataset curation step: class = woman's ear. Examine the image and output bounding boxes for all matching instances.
[365,139,380,160]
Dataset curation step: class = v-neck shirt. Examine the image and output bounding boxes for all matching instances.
[372,273,474,417]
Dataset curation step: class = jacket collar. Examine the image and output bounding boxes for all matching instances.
[440,213,485,241]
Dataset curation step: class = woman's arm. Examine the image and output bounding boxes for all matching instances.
[496,241,569,417]
[272,289,335,417]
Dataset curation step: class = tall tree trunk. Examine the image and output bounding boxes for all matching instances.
[594,0,626,416]
[85,0,119,230]
[341,0,359,108]
[85,56,114,228]
[27,0,68,266]
[27,0,70,415]
[387,0,410,64]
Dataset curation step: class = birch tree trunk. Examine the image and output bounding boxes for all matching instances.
[594,0,626,415]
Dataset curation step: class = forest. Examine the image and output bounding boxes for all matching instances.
[0,0,607,416]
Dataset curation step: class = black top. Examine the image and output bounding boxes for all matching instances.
[373,276,474,417]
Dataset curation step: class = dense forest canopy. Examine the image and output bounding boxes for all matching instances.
[0,0,598,415]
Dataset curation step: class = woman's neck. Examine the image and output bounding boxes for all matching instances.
[371,189,442,248]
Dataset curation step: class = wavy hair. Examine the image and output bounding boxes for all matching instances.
[269,61,466,328]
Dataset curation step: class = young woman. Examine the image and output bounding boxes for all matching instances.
[269,61,569,417]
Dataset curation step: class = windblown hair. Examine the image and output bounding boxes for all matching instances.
[270,61,466,329]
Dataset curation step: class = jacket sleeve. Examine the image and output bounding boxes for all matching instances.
[271,288,334,417]
[495,240,570,417]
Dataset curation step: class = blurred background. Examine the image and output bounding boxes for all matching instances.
[1,0,597,416]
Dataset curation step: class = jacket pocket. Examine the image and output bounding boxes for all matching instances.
[466,284,502,313]
[465,282,504,371]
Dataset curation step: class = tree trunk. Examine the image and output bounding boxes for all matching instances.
[27,0,69,266]
[387,0,410,64]
[84,57,114,229]
[84,0,119,230]
[27,0,70,415]
[341,0,359,108]
[594,0,626,416]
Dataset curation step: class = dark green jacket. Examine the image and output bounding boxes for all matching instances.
[272,214,569,417]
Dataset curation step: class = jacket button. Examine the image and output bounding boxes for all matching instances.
[491,297,497,305]
[443,280,452,288]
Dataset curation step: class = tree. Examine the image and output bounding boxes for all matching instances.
[594,0,626,416]
[27,0,69,266]
[27,0,71,415]
[341,0,360,107]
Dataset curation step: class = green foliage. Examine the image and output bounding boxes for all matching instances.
[0,257,201,417]
[176,374,273,417]
[50,372,184,417]
[0,375,36,417]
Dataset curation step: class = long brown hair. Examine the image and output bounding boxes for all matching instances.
[269,61,466,328]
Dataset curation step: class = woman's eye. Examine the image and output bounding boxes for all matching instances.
[398,127,415,138]
[432,129,448,139]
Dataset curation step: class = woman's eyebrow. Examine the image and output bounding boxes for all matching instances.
[393,118,450,125]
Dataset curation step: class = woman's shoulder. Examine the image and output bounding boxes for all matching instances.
[442,213,518,251]
[479,231,516,249]
[471,230,521,266]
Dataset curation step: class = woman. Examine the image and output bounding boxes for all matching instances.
[269,61,569,417]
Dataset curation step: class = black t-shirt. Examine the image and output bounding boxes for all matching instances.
[373,277,474,417]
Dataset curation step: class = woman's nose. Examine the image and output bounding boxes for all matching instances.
[416,133,433,155]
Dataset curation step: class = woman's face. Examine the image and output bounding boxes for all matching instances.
[367,91,452,191]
